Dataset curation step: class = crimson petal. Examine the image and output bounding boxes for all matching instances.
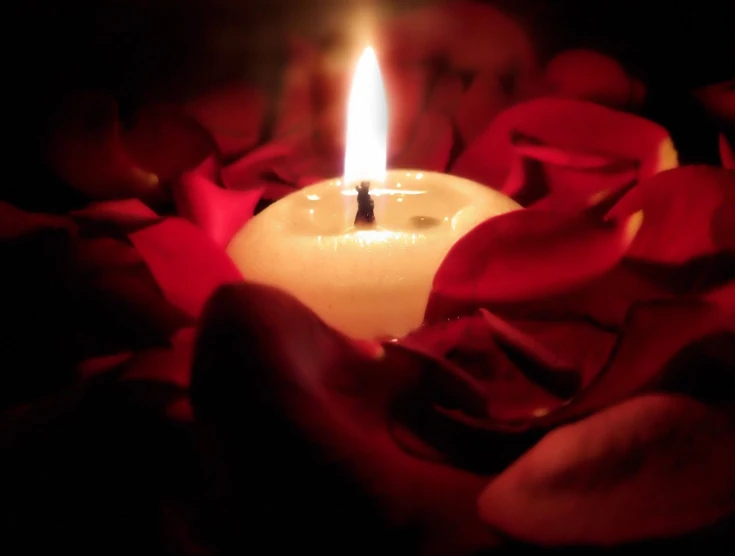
[128,218,243,318]
[608,165,735,263]
[121,103,213,187]
[391,112,453,171]
[720,133,735,169]
[545,49,645,109]
[45,91,161,201]
[183,83,267,158]
[175,157,263,247]
[543,299,734,424]
[453,98,676,206]
[426,209,643,322]
[479,393,735,545]
[191,283,499,555]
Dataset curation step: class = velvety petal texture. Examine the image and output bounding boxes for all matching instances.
[6,2,735,555]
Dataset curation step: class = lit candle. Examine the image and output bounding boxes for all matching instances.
[228,47,520,339]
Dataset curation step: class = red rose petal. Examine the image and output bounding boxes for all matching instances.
[400,314,574,423]
[121,103,213,184]
[456,73,510,144]
[192,283,498,554]
[70,199,160,231]
[426,73,464,117]
[479,393,735,545]
[379,1,536,77]
[453,98,676,205]
[391,112,453,171]
[221,141,294,189]
[128,218,242,318]
[720,133,735,169]
[383,63,430,159]
[274,36,319,140]
[174,157,263,247]
[120,331,194,388]
[694,80,735,123]
[545,49,642,109]
[0,201,69,239]
[45,91,161,201]
[183,83,267,158]
[608,166,735,263]
[426,209,643,321]
[545,299,734,424]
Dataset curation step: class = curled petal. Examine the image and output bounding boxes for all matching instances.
[453,98,676,206]
[608,165,735,262]
[274,36,320,139]
[426,209,643,321]
[545,299,735,424]
[479,393,735,545]
[0,201,69,239]
[191,283,499,555]
[456,73,511,144]
[45,91,160,201]
[183,83,267,158]
[426,73,464,117]
[221,141,295,189]
[694,80,735,124]
[175,157,263,247]
[391,112,453,171]
[128,218,243,318]
[121,103,213,184]
[545,49,644,109]
[379,1,537,79]
[720,133,735,169]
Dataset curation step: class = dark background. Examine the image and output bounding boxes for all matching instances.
[7,0,734,206]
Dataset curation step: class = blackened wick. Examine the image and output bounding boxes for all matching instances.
[354,181,376,226]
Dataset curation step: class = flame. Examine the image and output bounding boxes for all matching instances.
[344,47,388,186]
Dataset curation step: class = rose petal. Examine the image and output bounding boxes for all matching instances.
[191,283,499,555]
[221,141,294,189]
[456,73,510,144]
[426,73,464,117]
[0,201,69,239]
[479,393,735,545]
[274,36,320,139]
[70,199,160,232]
[453,98,677,204]
[720,133,735,169]
[391,112,453,171]
[545,49,642,109]
[608,165,735,263]
[504,130,641,210]
[121,103,213,184]
[183,82,267,158]
[174,157,263,247]
[426,209,643,321]
[545,299,734,423]
[128,218,243,318]
[694,80,735,123]
[45,91,161,201]
[379,1,536,78]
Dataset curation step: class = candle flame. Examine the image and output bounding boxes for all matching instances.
[344,47,388,186]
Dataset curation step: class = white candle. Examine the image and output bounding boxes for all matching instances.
[227,47,520,339]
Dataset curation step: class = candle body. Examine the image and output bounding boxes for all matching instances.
[227,170,520,339]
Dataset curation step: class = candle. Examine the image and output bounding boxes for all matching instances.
[228,47,520,339]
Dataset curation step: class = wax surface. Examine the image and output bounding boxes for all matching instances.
[227,170,520,339]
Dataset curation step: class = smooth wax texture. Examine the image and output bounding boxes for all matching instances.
[227,170,520,339]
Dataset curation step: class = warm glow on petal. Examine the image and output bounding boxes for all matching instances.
[344,47,388,185]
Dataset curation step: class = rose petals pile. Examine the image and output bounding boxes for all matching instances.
[3,2,734,555]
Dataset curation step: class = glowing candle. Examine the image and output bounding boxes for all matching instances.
[228,47,520,339]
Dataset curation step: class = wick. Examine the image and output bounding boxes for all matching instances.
[354,180,376,227]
